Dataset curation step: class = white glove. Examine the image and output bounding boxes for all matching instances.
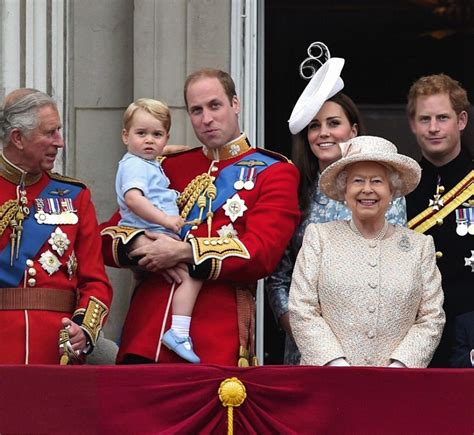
[326,357,350,367]
[388,360,406,368]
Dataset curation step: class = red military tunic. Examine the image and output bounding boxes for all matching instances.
[101,135,300,365]
[0,154,113,364]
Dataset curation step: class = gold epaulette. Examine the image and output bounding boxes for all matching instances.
[409,170,474,233]
[257,147,293,164]
[48,171,86,188]
[75,297,109,346]
[188,236,250,279]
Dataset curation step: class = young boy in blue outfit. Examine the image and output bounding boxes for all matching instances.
[116,98,202,363]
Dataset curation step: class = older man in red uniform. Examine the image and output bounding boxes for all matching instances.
[0,88,112,364]
[101,68,300,366]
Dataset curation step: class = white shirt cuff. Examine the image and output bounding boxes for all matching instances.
[470,349,474,367]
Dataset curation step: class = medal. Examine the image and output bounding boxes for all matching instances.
[35,197,78,225]
[467,207,474,235]
[243,168,256,190]
[223,194,248,222]
[234,168,245,190]
[455,209,468,236]
[217,223,238,238]
[34,199,48,223]
[233,167,256,191]
[428,176,444,211]
[67,251,78,280]
[39,250,61,275]
[465,250,474,272]
[48,227,70,256]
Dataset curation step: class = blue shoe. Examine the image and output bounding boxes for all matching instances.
[161,329,200,364]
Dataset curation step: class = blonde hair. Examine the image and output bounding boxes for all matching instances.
[122,98,171,132]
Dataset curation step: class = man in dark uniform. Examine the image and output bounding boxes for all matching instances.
[405,74,474,367]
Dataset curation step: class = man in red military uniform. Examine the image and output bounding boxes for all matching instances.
[0,88,112,364]
[101,68,300,365]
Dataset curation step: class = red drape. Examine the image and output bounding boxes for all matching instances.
[0,364,473,434]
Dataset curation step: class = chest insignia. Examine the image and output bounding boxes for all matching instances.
[217,223,238,238]
[223,194,247,223]
[464,251,474,272]
[48,227,70,256]
[39,250,61,275]
[67,251,78,280]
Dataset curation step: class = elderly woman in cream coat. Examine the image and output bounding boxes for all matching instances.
[289,136,445,368]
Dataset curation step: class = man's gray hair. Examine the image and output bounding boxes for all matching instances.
[0,89,57,145]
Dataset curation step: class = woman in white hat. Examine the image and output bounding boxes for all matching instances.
[266,59,406,365]
[289,135,445,367]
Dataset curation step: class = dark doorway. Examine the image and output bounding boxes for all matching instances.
[263,0,474,364]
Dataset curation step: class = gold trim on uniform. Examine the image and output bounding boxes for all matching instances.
[209,258,222,280]
[80,296,109,345]
[202,134,251,161]
[409,170,474,234]
[100,225,145,245]
[188,236,250,266]
[0,153,42,185]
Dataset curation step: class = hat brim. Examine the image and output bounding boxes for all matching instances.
[319,153,422,201]
[288,57,345,135]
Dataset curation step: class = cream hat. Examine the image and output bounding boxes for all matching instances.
[319,135,421,201]
[288,57,345,135]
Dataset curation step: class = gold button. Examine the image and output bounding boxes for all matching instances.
[204,240,210,246]
[28,268,37,276]
[26,259,34,267]
[211,166,218,172]
[436,218,443,226]
[438,185,445,194]
[191,226,198,230]
[436,251,443,259]
[27,278,36,287]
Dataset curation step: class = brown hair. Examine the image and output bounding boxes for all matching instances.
[406,73,470,119]
[122,98,171,132]
[183,68,237,108]
[291,92,365,217]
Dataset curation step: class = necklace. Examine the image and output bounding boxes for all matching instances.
[349,219,389,241]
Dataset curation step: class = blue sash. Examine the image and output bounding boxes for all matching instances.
[180,152,279,237]
[0,179,81,287]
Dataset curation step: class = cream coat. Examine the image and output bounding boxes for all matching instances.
[289,221,445,367]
